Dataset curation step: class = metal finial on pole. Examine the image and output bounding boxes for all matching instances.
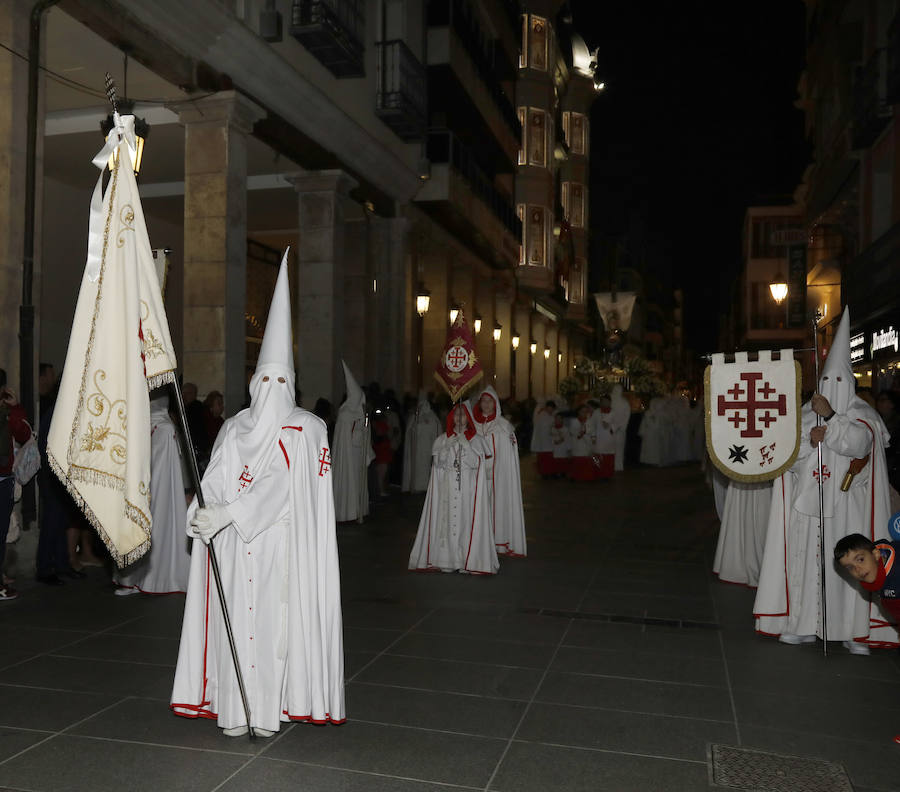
[812,309,828,657]
[104,71,118,114]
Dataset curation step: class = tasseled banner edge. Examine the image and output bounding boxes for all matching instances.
[147,369,176,391]
[47,450,152,569]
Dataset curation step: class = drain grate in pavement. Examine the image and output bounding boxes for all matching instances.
[519,607,719,630]
[709,744,853,791]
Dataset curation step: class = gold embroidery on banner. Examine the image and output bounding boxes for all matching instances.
[68,165,120,467]
[80,369,127,467]
[116,204,135,248]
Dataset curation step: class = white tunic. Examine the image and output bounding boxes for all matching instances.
[639,400,666,466]
[409,432,497,574]
[608,390,632,471]
[402,398,441,493]
[333,398,374,522]
[754,402,898,645]
[114,400,190,593]
[713,480,773,587]
[471,387,526,557]
[531,406,554,453]
[171,410,345,731]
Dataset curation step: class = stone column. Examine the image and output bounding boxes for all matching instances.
[289,170,358,406]
[379,216,410,391]
[170,91,264,415]
[0,1,37,398]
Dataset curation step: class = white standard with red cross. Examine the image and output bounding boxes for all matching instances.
[705,349,802,482]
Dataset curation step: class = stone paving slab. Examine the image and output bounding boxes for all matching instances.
[0,461,896,791]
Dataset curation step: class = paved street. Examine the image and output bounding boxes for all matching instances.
[0,461,897,791]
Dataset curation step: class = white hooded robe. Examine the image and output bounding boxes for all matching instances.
[333,362,374,522]
[471,386,527,557]
[114,394,190,594]
[402,393,441,493]
[409,406,498,575]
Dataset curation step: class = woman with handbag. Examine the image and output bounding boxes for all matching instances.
[0,368,32,601]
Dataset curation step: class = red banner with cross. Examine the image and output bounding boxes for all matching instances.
[434,308,483,403]
[704,350,801,482]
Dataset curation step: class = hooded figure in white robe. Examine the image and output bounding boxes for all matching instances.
[113,391,190,594]
[332,361,374,522]
[402,391,441,493]
[471,386,526,557]
[639,398,666,466]
[608,385,631,472]
[532,399,557,476]
[409,404,498,575]
[171,253,345,735]
[754,307,898,650]
[713,479,773,587]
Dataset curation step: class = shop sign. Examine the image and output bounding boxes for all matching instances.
[850,332,866,364]
[871,325,898,357]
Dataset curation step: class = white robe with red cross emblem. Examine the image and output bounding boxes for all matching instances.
[171,408,345,731]
[754,401,899,646]
[471,388,526,558]
[409,432,498,574]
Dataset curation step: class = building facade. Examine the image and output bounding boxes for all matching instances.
[0,0,600,419]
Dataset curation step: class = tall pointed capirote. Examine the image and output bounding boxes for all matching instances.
[819,306,854,413]
[255,248,294,375]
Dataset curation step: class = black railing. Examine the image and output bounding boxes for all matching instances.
[290,0,365,78]
[851,48,890,149]
[427,0,521,139]
[375,40,427,141]
[426,129,522,240]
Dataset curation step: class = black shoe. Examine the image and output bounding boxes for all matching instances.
[36,574,65,586]
[63,567,87,579]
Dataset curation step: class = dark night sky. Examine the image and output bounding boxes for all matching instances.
[570,1,810,352]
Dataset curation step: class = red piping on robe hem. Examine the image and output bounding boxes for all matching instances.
[283,709,346,725]
[279,439,290,469]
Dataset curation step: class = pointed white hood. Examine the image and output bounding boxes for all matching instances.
[819,306,854,414]
[232,249,297,472]
[339,360,366,417]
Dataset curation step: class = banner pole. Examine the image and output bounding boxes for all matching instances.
[812,311,827,657]
[171,381,256,739]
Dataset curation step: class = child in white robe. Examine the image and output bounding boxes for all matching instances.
[409,404,497,575]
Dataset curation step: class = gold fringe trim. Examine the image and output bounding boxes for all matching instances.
[147,370,176,390]
[48,449,151,569]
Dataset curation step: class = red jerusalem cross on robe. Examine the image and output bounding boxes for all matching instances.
[318,448,331,477]
[716,372,787,439]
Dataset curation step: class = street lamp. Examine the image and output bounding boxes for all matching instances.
[769,272,788,305]
[415,285,431,317]
[557,351,562,363]
[511,332,520,350]
[529,340,537,355]
[543,346,551,359]
[449,305,460,324]
[492,323,502,343]
[474,315,482,334]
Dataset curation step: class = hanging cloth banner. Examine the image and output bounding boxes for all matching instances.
[593,292,636,332]
[704,350,801,482]
[47,120,178,567]
[434,308,483,402]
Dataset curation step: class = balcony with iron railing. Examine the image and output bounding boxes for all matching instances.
[375,40,427,141]
[426,129,521,239]
[416,129,521,267]
[851,48,891,150]
[427,0,521,142]
[290,0,365,78]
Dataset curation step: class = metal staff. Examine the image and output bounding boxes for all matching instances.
[171,381,256,740]
[812,310,828,657]
[358,409,369,524]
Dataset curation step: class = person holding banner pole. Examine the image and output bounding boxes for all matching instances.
[754,307,898,652]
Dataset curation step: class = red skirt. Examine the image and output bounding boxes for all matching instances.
[536,452,555,476]
[569,454,613,481]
